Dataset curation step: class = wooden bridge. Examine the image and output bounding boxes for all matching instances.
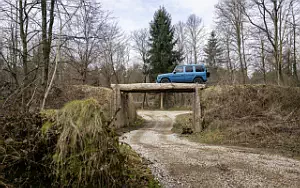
[111,83,206,133]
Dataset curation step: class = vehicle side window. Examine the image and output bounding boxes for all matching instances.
[195,66,204,72]
[174,66,184,73]
[185,66,193,72]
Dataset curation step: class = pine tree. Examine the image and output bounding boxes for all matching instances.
[148,7,183,75]
[204,31,223,67]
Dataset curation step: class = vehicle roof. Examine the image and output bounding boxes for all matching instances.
[176,64,205,66]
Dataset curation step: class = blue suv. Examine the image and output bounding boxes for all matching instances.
[156,64,210,83]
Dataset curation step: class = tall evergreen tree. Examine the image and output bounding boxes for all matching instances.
[148,7,183,75]
[204,31,223,67]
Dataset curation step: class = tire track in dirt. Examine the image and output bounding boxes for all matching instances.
[121,111,300,188]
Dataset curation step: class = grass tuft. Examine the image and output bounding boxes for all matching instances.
[54,98,126,187]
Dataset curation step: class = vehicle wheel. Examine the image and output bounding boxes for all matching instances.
[161,78,170,83]
[194,77,203,84]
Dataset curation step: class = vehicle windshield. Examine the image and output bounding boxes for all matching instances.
[174,66,184,73]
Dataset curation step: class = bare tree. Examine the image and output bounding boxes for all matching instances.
[41,0,56,89]
[64,1,110,84]
[186,14,205,64]
[100,23,129,85]
[290,0,299,81]
[0,0,41,86]
[216,0,249,84]
[249,27,268,84]
[41,0,82,110]
[132,28,150,80]
[132,28,150,109]
[243,0,294,85]
[174,21,188,64]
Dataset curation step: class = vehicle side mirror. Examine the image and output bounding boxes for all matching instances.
[173,71,176,74]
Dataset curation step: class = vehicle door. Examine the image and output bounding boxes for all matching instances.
[184,65,195,82]
[171,66,185,82]
[195,65,206,81]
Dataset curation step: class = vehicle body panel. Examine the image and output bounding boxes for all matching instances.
[156,64,209,83]
[171,66,185,82]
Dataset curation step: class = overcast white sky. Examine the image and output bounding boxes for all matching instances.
[100,0,219,33]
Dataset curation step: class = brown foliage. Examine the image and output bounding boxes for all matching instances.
[200,85,300,157]
[0,113,58,187]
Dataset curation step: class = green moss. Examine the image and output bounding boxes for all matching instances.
[41,121,54,135]
[132,116,145,127]
[148,179,161,188]
[40,109,57,135]
[40,109,57,121]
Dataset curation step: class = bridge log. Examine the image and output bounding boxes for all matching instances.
[111,83,206,93]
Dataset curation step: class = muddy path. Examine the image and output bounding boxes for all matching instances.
[121,111,300,188]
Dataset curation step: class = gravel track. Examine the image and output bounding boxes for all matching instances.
[121,111,300,188]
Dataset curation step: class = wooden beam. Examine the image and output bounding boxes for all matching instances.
[111,83,206,93]
[193,87,202,133]
[160,93,163,110]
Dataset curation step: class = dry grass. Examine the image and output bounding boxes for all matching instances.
[172,113,193,134]
[174,85,300,159]
[54,99,126,187]
[46,85,113,117]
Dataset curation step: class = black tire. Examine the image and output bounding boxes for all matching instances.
[194,77,204,84]
[161,78,170,83]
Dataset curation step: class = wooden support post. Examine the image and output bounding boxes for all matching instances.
[113,85,121,110]
[112,84,121,128]
[160,92,164,110]
[193,87,202,133]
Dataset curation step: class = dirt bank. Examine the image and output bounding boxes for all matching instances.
[121,111,300,188]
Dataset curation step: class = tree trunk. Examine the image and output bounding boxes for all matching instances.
[241,23,248,81]
[236,25,245,84]
[226,36,233,84]
[193,45,197,64]
[292,6,298,81]
[261,39,266,84]
[19,0,28,85]
[41,0,55,89]
[273,0,284,85]
[110,53,120,84]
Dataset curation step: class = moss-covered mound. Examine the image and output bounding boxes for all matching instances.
[200,85,300,157]
[54,99,126,187]
[1,98,158,187]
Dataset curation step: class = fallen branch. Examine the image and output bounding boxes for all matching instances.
[108,107,121,127]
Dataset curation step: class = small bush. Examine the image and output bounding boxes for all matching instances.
[0,113,58,187]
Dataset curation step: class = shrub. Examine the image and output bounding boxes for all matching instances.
[0,113,58,187]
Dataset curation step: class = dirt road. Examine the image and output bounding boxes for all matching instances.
[121,111,300,188]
